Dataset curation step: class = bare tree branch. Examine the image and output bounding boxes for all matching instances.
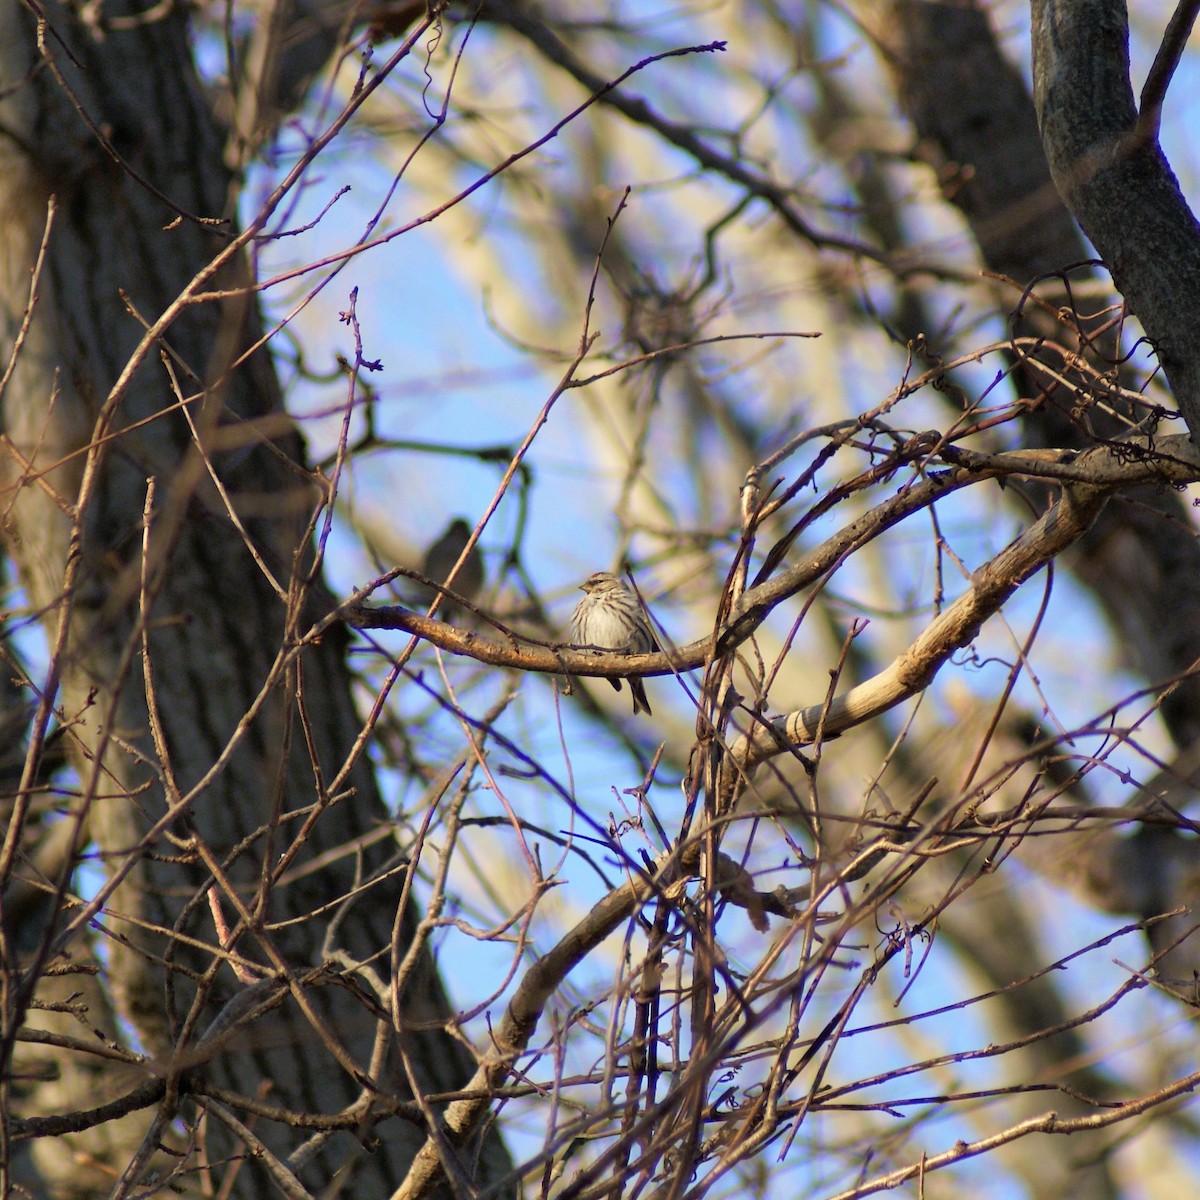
[1032,0,1200,436]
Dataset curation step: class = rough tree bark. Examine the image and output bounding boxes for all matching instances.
[0,3,510,1196]
[1032,0,1200,435]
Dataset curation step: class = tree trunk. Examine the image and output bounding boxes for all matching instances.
[0,3,510,1195]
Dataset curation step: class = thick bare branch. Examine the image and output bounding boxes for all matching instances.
[347,434,1200,687]
[1032,0,1200,437]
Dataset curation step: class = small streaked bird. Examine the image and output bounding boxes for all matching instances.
[415,517,484,616]
[569,571,658,715]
